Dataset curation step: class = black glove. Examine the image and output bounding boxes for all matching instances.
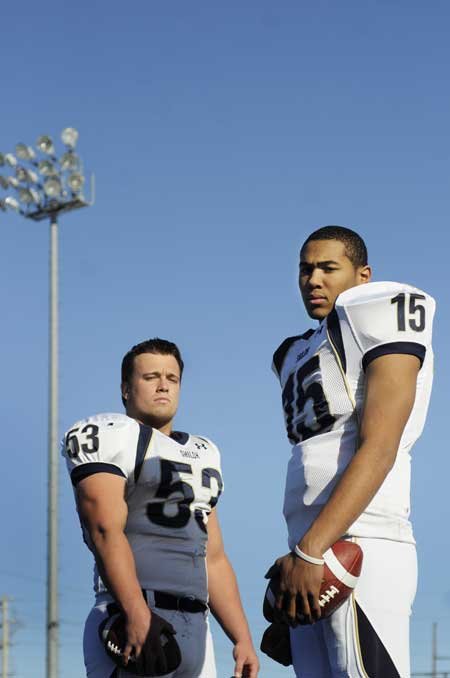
[100,607,182,676]
[260,621,292,667]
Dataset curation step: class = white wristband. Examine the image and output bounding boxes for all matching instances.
[294,546,324,566]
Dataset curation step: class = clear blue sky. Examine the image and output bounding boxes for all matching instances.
[1,1,449,676]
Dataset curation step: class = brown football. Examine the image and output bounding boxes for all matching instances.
[263,540,363,623]
[319,540,363,618]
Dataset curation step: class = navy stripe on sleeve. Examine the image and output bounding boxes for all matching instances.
[362,341,426,372]
[134,424,153,484]
[71,463,126,486]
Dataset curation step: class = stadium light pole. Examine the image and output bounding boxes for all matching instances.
[0,129,94,678]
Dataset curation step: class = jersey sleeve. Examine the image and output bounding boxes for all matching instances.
[336,281,435,371]
[61,412,139,486]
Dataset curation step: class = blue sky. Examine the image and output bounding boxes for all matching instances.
[1,1,449,676]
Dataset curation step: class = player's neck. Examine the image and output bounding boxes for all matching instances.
[125,408,174,436]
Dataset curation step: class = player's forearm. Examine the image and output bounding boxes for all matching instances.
[90,528,146,617]
[207,553,253,646]
[299,441,396,556]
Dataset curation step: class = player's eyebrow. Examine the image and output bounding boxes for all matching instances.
[142,371,180,380]
[300,259,340,268]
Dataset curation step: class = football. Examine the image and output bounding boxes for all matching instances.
[264,540,363,623]
[99,608,181,676]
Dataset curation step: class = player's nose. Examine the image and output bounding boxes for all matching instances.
[307,267,324,287]
[156,377,169,391]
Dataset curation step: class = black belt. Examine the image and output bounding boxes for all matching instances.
[152,591,207,613]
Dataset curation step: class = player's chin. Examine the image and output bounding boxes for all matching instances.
[141,409,175,429]
[306,304,330,320]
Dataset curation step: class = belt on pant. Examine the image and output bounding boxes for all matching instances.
[105,590,208,616]
[151,590,208,614]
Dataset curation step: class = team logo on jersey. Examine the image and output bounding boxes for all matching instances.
[296,347,310,362]
[180,449,200,459]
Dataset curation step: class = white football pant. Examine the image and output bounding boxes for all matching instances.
[289,538,417,677]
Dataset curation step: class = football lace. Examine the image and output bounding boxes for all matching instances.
[107,640,123,656]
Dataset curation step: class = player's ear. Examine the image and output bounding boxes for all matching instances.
[357,264,372,285]
[121,382,129,400]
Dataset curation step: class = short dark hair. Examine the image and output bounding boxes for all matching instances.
[301,225,368,268]
[121,338,184,407]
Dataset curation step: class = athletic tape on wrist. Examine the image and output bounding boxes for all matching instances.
[294,546,324,565]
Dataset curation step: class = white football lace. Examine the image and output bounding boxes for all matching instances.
[106,641,137,664]
[318,584,340,608]
[107,641,122,656]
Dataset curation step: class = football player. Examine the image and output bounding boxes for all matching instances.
[63,338,259,677]
[271,226,435,677]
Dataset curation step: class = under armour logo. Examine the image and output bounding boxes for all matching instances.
[195,442,207,450]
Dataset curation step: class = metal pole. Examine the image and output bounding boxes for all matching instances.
[432,622,437,678]
[1,597,9,678]
[46,215,59,678]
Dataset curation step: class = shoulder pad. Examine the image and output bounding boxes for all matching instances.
[335,282,434,370]
[336,281,433,308]
[65,412,132,435]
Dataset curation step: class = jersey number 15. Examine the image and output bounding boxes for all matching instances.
[391,293,426,332]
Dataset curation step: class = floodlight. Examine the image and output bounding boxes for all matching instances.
[5,153,17,167]
[5,196,20,211]
[29,187,41,204]
[68,172,84,193]
[19,187,36,205]
[16,143,36,161]
[43,176,62,198]
[60,151,80,172]
[0,127,93,678]
[25,168,39,184]
[39,160,58,176]
[37,135,55,155]
[61,127,79,149]
[16,166,28,183]
[16,166,39,185]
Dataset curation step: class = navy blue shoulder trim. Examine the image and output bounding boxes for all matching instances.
[71,463,126,486]
[170,431,189,445]
[327,308,346,373]
[273,331,314,376]
[362,341,426,372]
[135,424,153,483]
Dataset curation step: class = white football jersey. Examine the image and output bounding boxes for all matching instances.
[62,413,223,602]
[273,282,435,546]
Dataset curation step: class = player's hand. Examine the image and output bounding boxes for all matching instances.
[123,601,152,665]
[274,552,324,626]
[232,638,260,677]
